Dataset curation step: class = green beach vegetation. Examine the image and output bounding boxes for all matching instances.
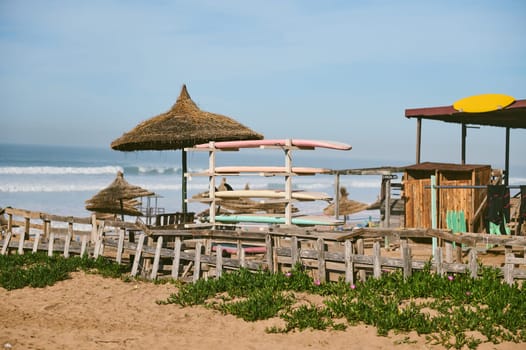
[159,263,526,349]
[1,253,524,349]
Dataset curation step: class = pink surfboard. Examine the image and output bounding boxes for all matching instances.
[214,166,331,174]
[194,139,352,151]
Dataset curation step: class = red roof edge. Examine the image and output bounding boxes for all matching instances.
[405,98,526,118]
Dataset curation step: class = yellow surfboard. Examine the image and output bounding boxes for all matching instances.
[453,94,515,113]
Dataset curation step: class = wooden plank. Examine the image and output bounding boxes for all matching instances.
[116,228,125,264]
[1,231,12,255]
[216,245,223,278]
[193,241,202,283]
[317,238,326,283]
[131,233,145,277]
[150,236,163,280]
[80,234,88,257]
[265,234,274,273]
[48,232,55,257]
[290,236,299,266]
[172,237,182,279]
[63,222,73,258]
[344,239,354,284]
[373,241,381,278]
[32,232,41,253]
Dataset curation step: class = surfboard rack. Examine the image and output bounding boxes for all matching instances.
[185,138,351,227]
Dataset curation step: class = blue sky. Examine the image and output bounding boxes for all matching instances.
[1,0,525,167]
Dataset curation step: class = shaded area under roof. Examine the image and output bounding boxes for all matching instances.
[405,99,526,129]
[404,96,526,186]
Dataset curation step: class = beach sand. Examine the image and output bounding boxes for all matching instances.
[0,270,521,350]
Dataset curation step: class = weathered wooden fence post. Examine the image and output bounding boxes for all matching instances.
[18,217,30,255]
[402,242,412,279]
[150,236,163,280]
[290,236,299,266]
[317,237,326,283]
[344,239,354,285]
[172,237,182,279]
[373,241,381,278]
[131,233,145,277]
[357,238,366,282]
[435,247,443,275]
[116,227,125,264]
[216,245,223,278]
[193,241,203,283]
[63,221,73,258]
[265,234,274,272]
[468,249,478,279]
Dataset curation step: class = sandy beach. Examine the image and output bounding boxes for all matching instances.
[0,270,521,350]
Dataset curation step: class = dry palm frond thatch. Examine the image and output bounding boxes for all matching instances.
[111,85,263,151]
[110,84,264,214]
[324,187,369,216]
[85,171,154,218]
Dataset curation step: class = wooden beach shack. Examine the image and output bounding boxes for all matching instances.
[403,162,491,232]
[404,94,526,233]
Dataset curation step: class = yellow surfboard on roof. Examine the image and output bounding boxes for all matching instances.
[453,93,515,113]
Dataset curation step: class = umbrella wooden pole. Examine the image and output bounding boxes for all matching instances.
[182,149,188,215]
[120,199,124,221]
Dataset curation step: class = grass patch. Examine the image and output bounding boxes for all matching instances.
[0,252,130,290]
[159,264,526,349]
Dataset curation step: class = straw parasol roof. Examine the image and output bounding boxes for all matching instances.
[110,84,264,214]
[324,187,369,216]
[85,171,155,218]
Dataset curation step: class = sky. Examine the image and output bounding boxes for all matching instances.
[1,0,525,168]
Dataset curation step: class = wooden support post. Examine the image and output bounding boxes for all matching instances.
[461,123,466,164]
[401,242,412,279]
[290,236,299,266]
[193,241,202,283]
[90,214,98,243]
[445,242,453,263]
[435,247,443,275]
[93,224,104,259]
[131,233,145,277]
[416,117,422,164]
[48,232,55,257]
[357,238,366,282]
[265,234,274,272]
[469,249,478,279]
[18,217,29,255]
[505,127,510,187]
[44,220,50,240]
[64,221,73,258]
[80,234,88,257]
[116,228,125,264]
[373,241,381,279]
[504,246,514,285]
[240,248,246,268]
[150,236,163,280]
[32,232,40,253]
[431,175,438,256]
[216,245,223,278]
[317,237,326,283]
[344,239,354,285]
[1,231,12,255]
[284,139,293,225]
[172,237,182,279]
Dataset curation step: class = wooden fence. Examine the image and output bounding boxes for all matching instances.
[1,207,526,285]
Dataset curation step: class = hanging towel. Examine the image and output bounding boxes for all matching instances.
[519,185,526,234]
[486,185,510,235]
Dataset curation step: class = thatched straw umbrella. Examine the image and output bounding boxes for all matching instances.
[110,84,263,214]
[85,171,155,220]
[323,187,369,219]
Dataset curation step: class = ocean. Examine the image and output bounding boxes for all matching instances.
[1,143,524,224]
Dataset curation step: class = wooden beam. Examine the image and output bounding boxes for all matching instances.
[416,117,422,164]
